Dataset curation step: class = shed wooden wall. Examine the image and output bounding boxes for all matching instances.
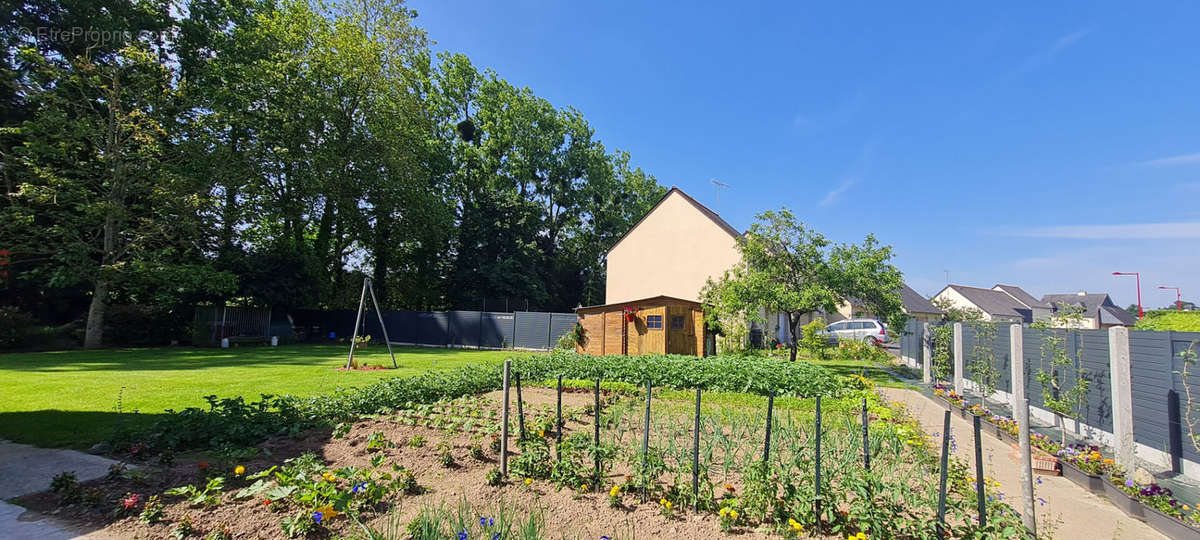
[577,299,704,357]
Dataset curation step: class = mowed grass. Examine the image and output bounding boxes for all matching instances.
[0,344,517,448]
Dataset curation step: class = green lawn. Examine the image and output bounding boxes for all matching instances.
[0,344,517,448]
[795,349,912,389]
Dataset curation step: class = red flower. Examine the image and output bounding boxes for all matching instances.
[122,493,141,510]
[262,499,272,506]
[198,462,208,469]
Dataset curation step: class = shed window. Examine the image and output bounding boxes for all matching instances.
[646,315,663,329]
[670,316,685,330]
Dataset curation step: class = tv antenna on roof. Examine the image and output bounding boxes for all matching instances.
[711,179,730,214]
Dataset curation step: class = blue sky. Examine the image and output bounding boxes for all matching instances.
[411,1,1200,309]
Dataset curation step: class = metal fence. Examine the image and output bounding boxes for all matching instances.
[292,309,576,351]
[901,323,1200,479]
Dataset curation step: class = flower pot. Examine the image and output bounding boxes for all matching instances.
[1060,461,1105,494]
[1144,505,1200,540]
[1103,480,1145,520]
[1032,454,1060,476]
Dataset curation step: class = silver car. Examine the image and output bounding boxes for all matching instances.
[824,318,890,345]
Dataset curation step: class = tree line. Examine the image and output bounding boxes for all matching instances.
[0,0,666,347]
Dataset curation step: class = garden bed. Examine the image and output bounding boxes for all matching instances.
[13,381,1032,539]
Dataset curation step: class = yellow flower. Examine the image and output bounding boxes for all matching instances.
[729,509,739,520]
[847,533,867,540]
[609,485,621,497]
[660,498,668,506]
[581,483,589,491]
[322,472,336,482]
[234,465,245,476]
[789,518,803,531]
[666,501,673,509]
[316,505,339,519]
[719,507,729,517]
[524,478,532,485]
[538,430,546,438]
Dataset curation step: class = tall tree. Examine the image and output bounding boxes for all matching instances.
[3,43,234,346]
[701,209,904,361]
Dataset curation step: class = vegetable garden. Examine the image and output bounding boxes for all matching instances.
[18,352,1040,539]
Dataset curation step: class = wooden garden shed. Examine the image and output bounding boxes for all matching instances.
[575,295,705,357]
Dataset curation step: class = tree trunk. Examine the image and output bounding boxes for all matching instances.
[788,313,801,362]
[84,278,110,348]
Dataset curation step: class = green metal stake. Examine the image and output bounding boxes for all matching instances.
[937,410,951,537]
[641,380,652,503]
[692,387,701,511]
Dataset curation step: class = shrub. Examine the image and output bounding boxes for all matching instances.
[0,306,38,349]
[799,318,828,359]
[1135,311,1200,332]
[105,305,190,346]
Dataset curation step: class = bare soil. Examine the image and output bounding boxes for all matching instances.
[14,387,849,539]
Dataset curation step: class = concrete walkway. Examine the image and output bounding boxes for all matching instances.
[0,440,122,539]
[880,388,1165,540]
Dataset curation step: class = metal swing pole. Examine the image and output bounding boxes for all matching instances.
[366,278,397,368]
[346,277,369,369]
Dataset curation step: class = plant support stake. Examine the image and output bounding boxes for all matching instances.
[814,395,823,535]
[936,410,951,537]
[501,360,510,476]
[641,380,652,503]
[973,414,986,528]
[862,397,870,471]
[692,387,701,511]
[763,391,774,463]
[556,374,564,459]
[593,377,601,482]
[515,372,526,441]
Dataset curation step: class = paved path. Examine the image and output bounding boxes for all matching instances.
[880,388,1164,540]
[0,440,122,539]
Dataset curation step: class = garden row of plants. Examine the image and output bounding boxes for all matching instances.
[933,385,1200,539]
[113,351,850,457]
[497,377,1041,539]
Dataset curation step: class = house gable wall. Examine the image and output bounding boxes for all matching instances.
[606,190,741,304]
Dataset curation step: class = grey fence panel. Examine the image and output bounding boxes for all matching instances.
[993,323,1012,393]
[549,314,577,349]
[1079,330,1113,432]
[480,312,515,348]
[415,312,449,346]
[514,312,551,350]
[1130,331,1176,456]
[961,324,978,382]
[1023,328,1047,411]
[448,311,482,347]
[901,319,921,366]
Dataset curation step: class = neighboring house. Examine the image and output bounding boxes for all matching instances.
[992,284,1053,323]
[605,187,742,304]
[831,283,944,323]
[1041,291,1137,329]
[931,284,1029,323]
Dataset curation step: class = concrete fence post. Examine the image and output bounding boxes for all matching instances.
[1009,324,1025,420]
[1109,326,1135,468]
[1010,324,1037,533]
[922,322,933,384]
[953,322,964,394]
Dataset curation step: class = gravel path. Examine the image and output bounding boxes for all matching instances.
[879,388,1164,539]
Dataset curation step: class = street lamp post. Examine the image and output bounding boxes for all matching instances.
[1112,272,1143,319]
[1160,286,1182,311]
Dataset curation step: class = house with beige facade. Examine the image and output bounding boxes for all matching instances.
[931,284,1029,323]
[604,188,742,304]
[577,188,744,356]
[832,284,944,324]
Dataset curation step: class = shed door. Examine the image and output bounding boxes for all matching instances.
[666,305,695,355]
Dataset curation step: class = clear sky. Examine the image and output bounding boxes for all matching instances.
[410,1,1200,309]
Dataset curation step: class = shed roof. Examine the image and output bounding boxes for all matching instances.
[575,295,702,313]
